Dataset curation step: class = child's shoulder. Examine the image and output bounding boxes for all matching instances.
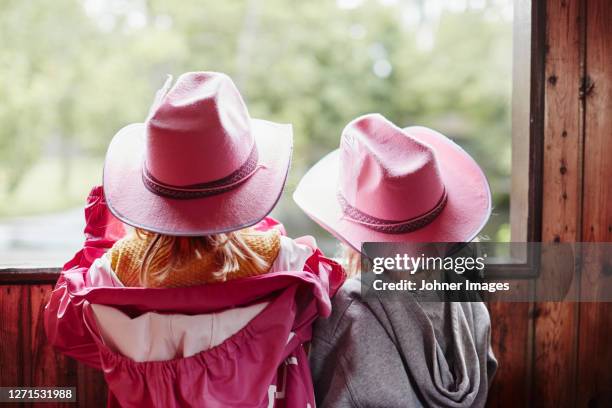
[238,227,282,261]
[106,232,149,281]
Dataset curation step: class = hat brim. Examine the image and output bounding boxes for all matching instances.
[293,126,491,253]
[104,119,292,236]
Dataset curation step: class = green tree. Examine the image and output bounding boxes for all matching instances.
[0,0,512,242]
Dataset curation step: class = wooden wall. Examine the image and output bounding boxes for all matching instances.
[0,1,610,407]
[0,285,107,407]
[488,0,612,407]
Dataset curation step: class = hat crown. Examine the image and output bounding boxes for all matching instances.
[339,114,446,221]
[145,72,254,186]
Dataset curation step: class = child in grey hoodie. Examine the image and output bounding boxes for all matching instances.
[293,114,497,407]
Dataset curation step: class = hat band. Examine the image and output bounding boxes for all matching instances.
[142,146,260,199]
[337,189,448,234]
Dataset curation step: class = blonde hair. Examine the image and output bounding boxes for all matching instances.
[135,228,270,287]
[339,244,362,278]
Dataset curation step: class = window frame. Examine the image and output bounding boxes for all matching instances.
[486,0,545,278]
[0,0,546,284]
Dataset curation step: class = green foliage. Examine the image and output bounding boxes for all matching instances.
[0,0,512,241]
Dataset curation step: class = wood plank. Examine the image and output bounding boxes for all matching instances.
[23,285,76,407]
[533,0,584,407]
[28,285,78,408]
[576,0,612,405]
[0,286,34,408]
[0,268,60,285]
[486,285,533,407]
[0,285,27,387]
[0,283,107,406]
[31,283,106,406]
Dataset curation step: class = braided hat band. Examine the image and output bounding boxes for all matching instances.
[142,146,261,199]
[337,189,448,234]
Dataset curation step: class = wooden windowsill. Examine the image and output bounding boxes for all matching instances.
[0,267,61,284]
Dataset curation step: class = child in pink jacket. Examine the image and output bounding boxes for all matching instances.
[44,72,343,408]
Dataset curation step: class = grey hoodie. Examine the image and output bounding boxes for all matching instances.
[309,278,497,407]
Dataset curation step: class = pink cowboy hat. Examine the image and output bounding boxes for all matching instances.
[103,72,292,236]
[293,113,491,252]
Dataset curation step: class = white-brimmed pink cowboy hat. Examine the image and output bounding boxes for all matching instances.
[103,71,292,236]
[293,113,491,252]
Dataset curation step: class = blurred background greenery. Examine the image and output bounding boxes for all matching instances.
[0,0,512,264]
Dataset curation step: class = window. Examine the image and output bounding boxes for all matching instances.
[1,0,534,278]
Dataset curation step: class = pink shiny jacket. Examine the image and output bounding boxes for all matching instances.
[44,186,344,408]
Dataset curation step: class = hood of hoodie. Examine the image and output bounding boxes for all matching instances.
[310,278,497,408]
[368,286,497,407]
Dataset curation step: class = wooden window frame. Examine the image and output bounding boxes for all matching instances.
[0,1,546,285]
[485,0,545,279]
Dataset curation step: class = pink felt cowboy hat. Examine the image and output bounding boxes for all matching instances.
[103,71,293,236]
[293,113,491,252]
